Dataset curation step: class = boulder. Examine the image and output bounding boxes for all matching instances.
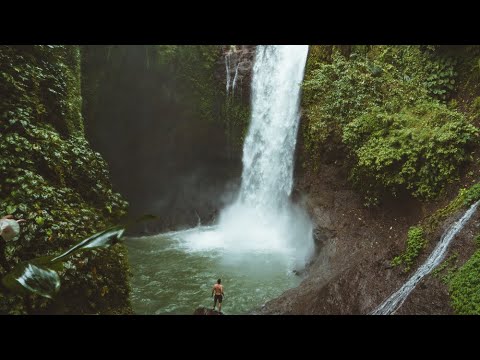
[193,306,224,315]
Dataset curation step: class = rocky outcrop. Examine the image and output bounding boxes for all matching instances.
[261,155,480,315]
[259,163,430,314]
[193,306,224,315]
[217,45,256,101]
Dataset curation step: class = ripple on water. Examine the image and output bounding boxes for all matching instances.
[126,232,301,315]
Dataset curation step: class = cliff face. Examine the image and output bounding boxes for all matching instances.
[259,162,431,314]
[217,45,256,101]
[217,45,255,162]
[81,45,255,231]
[0,45,131,314]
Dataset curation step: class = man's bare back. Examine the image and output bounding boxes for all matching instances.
[213,283,223,295]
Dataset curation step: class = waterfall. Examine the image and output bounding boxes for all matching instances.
[238,45,309,211]
[181,45,313,268]
[372,200,480,315]
[215,45,313,265]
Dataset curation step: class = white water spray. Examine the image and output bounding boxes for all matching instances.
[372,200,480,315]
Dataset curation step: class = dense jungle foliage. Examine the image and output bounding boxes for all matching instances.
[301,45,480,206]
[0,45,130,314]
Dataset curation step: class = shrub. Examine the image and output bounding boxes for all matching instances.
[392,226,426,272]
[448,250,480,314]
[301,45,472,203]
[343,102,478,203]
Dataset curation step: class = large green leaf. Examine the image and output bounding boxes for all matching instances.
[0,214,157,300]
[2,262,60,299]
[51,226,125,263]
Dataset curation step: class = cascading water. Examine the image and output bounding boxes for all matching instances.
[231,61,240,96]
[126,45,313,314]
[372,200,480,315]
[185,45,313,265]
[225,49,241,97]
[225,53,232,95]
[239,46,307,210]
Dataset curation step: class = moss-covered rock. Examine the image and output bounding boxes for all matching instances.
[0,45,130,314]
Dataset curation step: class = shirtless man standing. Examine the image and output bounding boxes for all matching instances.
[212,278,224,313]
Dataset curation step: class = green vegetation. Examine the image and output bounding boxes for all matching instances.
[344,102,477,204]
[448,250,480,314]
[0,45,130,314]
[431,252,458,283]
[441,230,480,315]
[424,182,480,234]
[389,183,480,313]
[475,235,480,247]
[426,224,480,314]
[301,45,480,205]
[0,45,84,136]
[391,226,426,272]
[1,221,146,315]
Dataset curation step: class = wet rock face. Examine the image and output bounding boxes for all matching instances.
[313,226,335,252]
[193,306,224,315]
[216,45,256,100]
[258,163,429,315]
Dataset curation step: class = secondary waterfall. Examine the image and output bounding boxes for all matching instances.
[225,51,240,96]
[225,54,231,95]
[372,200,480,315]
